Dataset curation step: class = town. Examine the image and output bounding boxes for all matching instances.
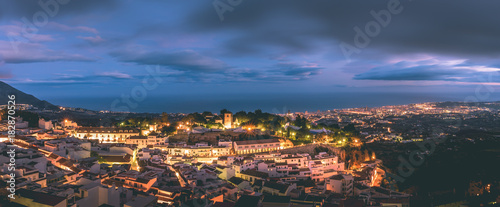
[0,101,498,207]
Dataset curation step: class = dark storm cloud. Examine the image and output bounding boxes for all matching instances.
[185,0,500,58]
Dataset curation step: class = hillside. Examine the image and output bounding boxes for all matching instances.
[0,81,58,110]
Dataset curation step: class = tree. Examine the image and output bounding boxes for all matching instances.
[234,111,249,123]
[293,115,308,128]
[161,112,169,124]
[254,109,263,115]
[202,111,213,117]
[297,127,311,139]
[343,124,358,135]
[162,124,177,135]
[269,116,285,132]
[16,110,40,127]
[220,109,230,115]
[315,132,328,143]
[328,123,340,130]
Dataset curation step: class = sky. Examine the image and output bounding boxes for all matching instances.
[1,0,500,103]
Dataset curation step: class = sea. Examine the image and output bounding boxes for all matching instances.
[44,92,500,114]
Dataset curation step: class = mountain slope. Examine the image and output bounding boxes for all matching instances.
[0,81,58,110]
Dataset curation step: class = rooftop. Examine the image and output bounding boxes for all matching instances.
[263,181,290,193]
[240,169,269,179]
[16,189,66,206]
[234,195,260,207]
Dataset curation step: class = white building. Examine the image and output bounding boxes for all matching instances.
[125,136,148,148]
[38,118,53,130]
[325,173,354,196]
[15,117,29,129]
[75,127,140,143]
[166,145,231,157]
[234,139,282,154]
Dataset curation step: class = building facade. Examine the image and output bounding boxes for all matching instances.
[74,127,140,143]
[234,139,282,154]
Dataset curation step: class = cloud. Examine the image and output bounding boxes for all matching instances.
[11,71,135,86]
[222,62,323,82]
[269,62,322,80]
[54,71,133,81]
[183,0,500,59]
[354,60,500,83]
[0,24,56,42]
[77,35,104,43]
[7,78,97,86]
[47,22,99,34]
[96,71,132,79]
[0,40,94,63]
[110,46,323,82]
[354,65,464,81]
[110,50,230,73]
